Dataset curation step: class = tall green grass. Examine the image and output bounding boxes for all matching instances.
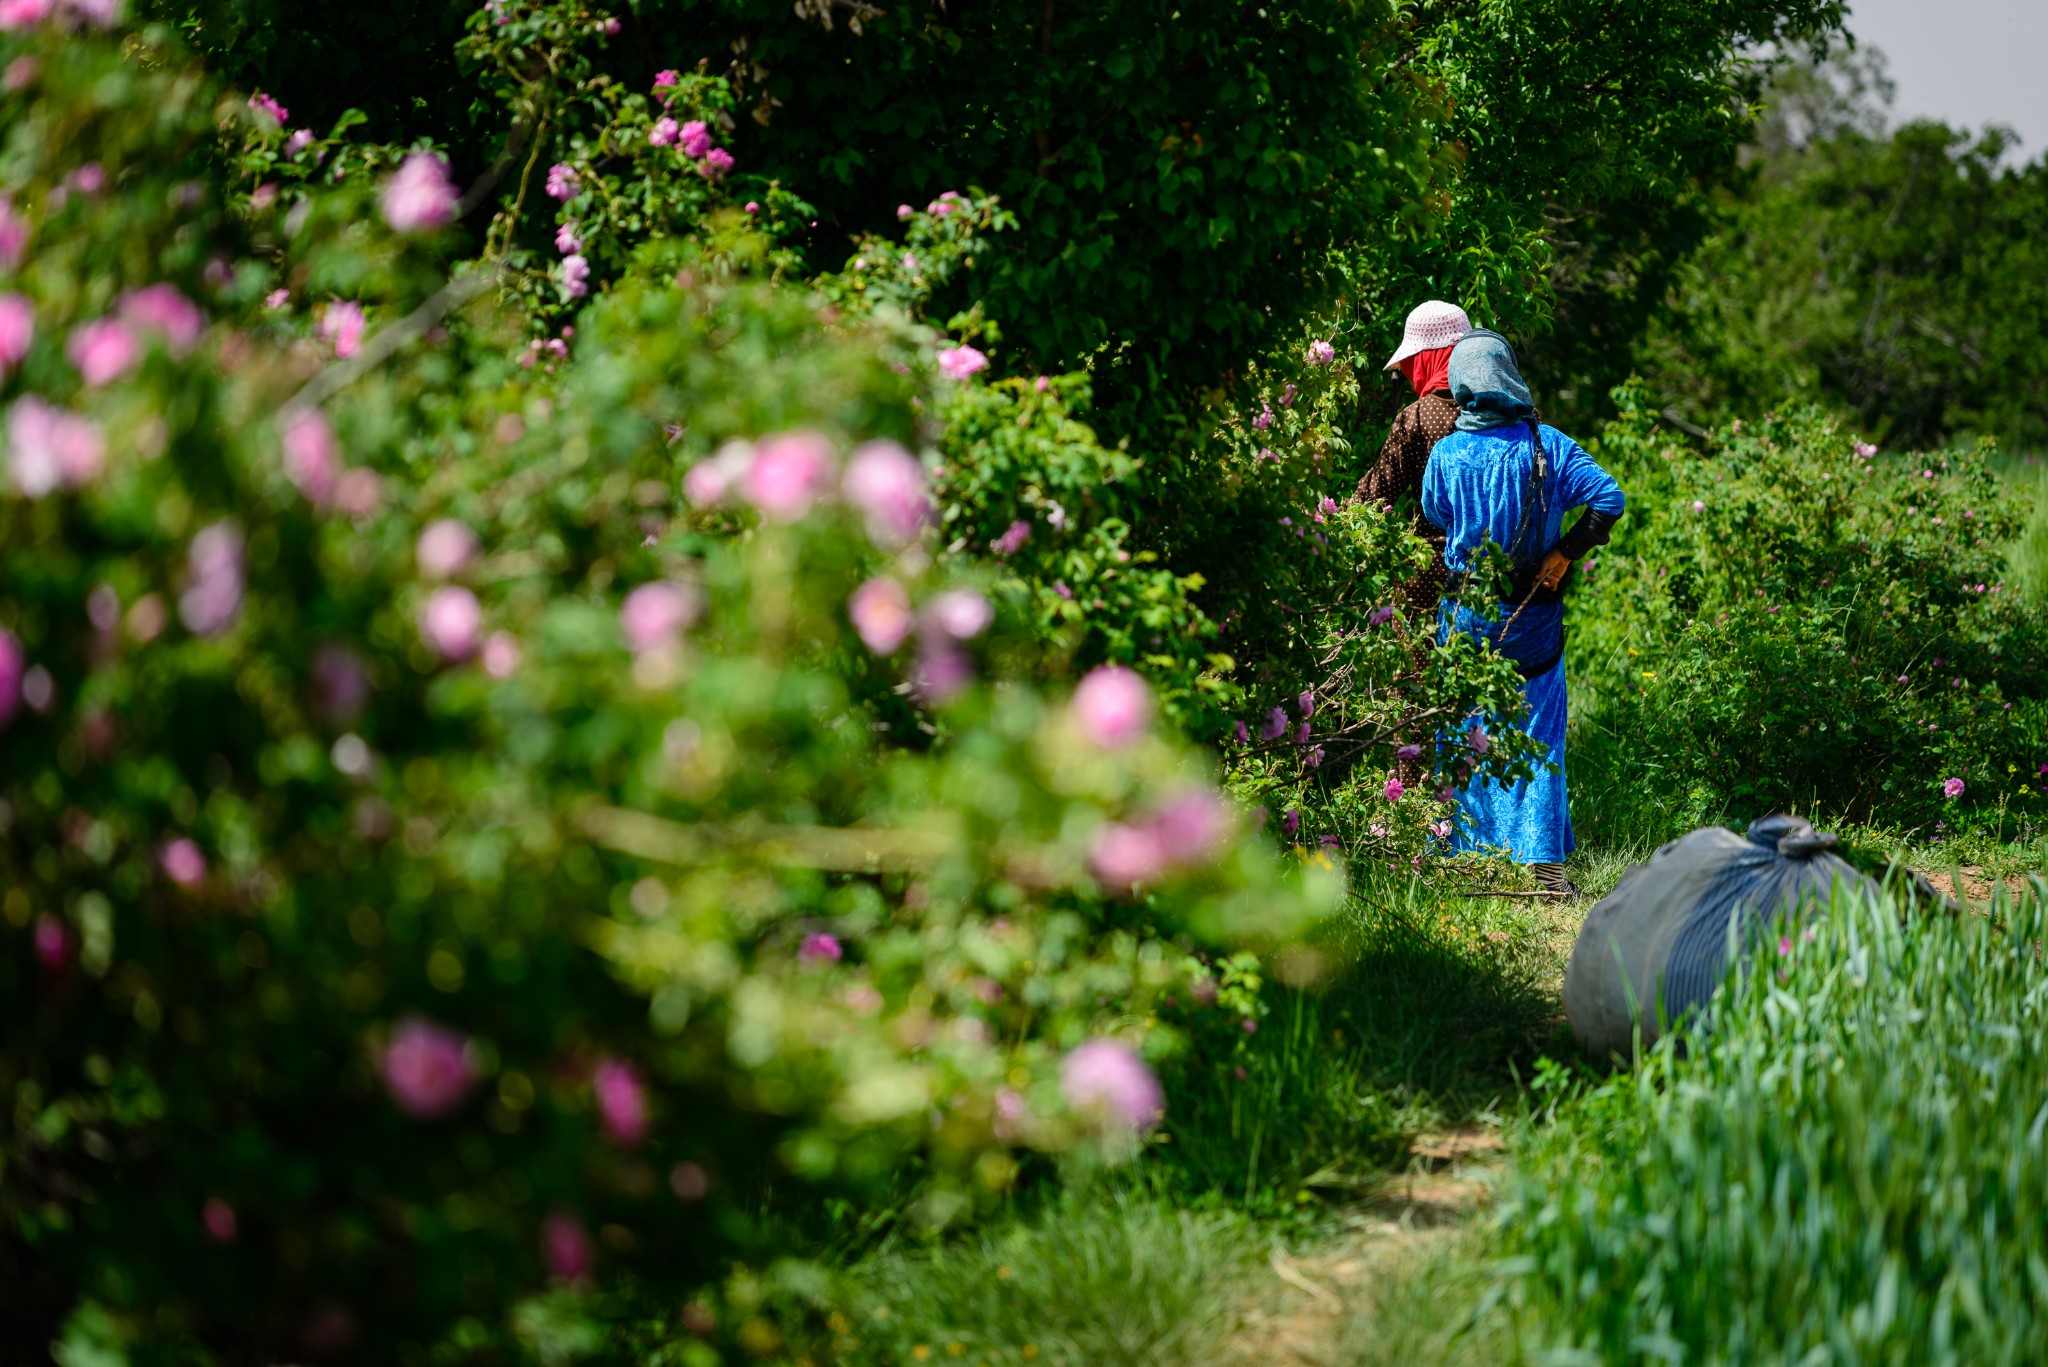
[1503,881,2048,1363]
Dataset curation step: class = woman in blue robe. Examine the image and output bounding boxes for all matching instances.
[1421,331,1624,895]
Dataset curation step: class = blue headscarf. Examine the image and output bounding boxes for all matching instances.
[1447,329,1534,432]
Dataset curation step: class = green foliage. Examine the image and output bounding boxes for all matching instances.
[1569,394,2048,840]
[1505,882,2048,1363]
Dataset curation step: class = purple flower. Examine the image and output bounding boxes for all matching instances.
[653,68,682,101]
[799,932,843,964]
[179,521,244,636]
[593,1057,651,1146]
[1367,604,1395,627]
[554,222,583,255]
[1466,724,1490,756]
[33,913,69,971]
[1060,1039,1164,1132]
[1943,777,1965,799]
[545,163,579,201]
[381,153,459,234]
[1147,788,1231,866]
[1234,720,1249,743]
[911,640,974,703]
[66,317,138,387]
[1306,340,1336,366]
[0,293,30,373]
[281,408,339,506]
[159,837,206,887]
[896,204,914,220]
[320,301,366,359]
[990,519,1032,556]
[1395,743,1422,761]
[0,197,25,269]
[699,147,734,180]
[419,586,482,662]
[937,344,989,381]
[118,284,204,354]
[1298,689,1315,719]
[247,91,289,125]
[1282,807,1300,838]
[285,129,315,156]
[1072,666,1152,748]
[679,120,712,159]
[841,439,932,547]
[649,117,680,148]
[849,577,914,654]
[1294,721,1311,745]
[7,397,104,494]
[1260,708,1288,740]
[380,1017,477,1119]
[1252,406,1273,431]
[741,430,836,520]
[619,582,700,654]
[540,1211,594,1283]
[1853,442,1877,459]
[1384,777,1405,803]
[416,519,478,580]
[560,253,591,299]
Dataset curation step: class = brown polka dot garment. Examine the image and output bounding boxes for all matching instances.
[1353,390,1458,620]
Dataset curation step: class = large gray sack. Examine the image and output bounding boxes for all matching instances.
[1564,814,1875,1060]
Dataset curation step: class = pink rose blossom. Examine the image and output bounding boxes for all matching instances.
[285,129,315,156]
[247,91,288,125]
[1395,743,1423,761]
[1692,500,1705,512]
[320,301,365,359]
[991,519,1031,555]
[201,1198,238,1244]
[33,913,70,971]
[841,439,931,547]
[281,408,339,505]
[265,288,290,310]
[1306,340,1336,365]
[159,837,207,887]
[936,344,988,380]
[993,1087,1029,1143]
[1384,777,1405,802]
[66,317,139,386]
[744,200,759,213]
[1367,604,1395,627]
[679,120,712,159]
[1147,789,1231,866]
[896,204,914,220]
[619,581,700,654]
[911,641,973,703]
[481,631,520,678]
[381,1017,477,1119]
[0,293,34,372]
[653,69,682,101]
[649,117,680,148]
[560,254,590,299]
[799,932,842,964]
[849,577,913,654]
[545,163,579,201]
[1071,665,1152,748]
[179,521,245,636]
[1853,441,1877,459]
[119,283,204,353]
[554,222,583,255]
[1252,407,1273,431]
[1060,1039,1164,1132]
[741,430,835,520]
[333,468,382,516]
[0,628,19,727]
[593,1057,651,1145]
[0,0,54,27]
[699,147,734,180]
[380,152,459,234]
[0,197,26,268]
[419,586,482,661]
[541,1211,595,1283]
[1298,689,1315,719]
[6,397,102,495]
[1943,777,1965,799]
[923,589,992,640]
[1092,822,1165,887]
[415,519,478,580]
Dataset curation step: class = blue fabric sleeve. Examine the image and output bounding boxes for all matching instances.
[1552,430,1624,516]
[1421,449,1450,531]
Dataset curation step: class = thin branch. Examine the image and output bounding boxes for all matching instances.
[282,262,507,415]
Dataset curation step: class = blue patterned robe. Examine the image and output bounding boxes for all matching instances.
[1422,424,1624,863]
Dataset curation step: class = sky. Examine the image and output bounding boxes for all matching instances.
[1844,0,2048,156]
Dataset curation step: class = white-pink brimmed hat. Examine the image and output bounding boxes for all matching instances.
[1382,300,1473,370]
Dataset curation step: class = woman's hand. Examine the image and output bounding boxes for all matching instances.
[1534,549,1573,591]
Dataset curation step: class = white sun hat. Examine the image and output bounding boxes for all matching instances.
[1382,299,1473,370]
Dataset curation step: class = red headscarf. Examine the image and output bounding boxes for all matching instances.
[1397,344,1455,399]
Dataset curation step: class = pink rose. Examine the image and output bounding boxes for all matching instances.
[1384,777,1405,802]
[799,932,842,964]
[66,318,138,386]
[481,631,520,679]
[545,163,579,201]
[380,1017,477,1119]
[1071,665,1152,748]
[320,301,366,359]
[554,222,583,255]
[1306,340,1336,365]
[380,152,459,234]
[179,522,244,637]
[540,1211,595,1283]
[419,586,482,661]
[936,344,988,380]
[247,91,288,125]
[848,577,913,654]
[285,129,315,156]
[1059,1039,1164,1132]
[561,254,590,299]
[159,837,207,887]
[699,147,734,180]
[740,430,835,520]
[0,293,33,372]
[593,1057,651,1146]
[910,641,973,704]
[649,117,680,148]
[118,283,204,354]
[923,589,992,641]
[0,196,26,268]
[652,68,682,102]
[201,1198,238,1244]
[840,439,931,547]
[1943,777,1965,799]
[679,120,711,159]
[1091,822,1164,888]
[0,627,19,728]
[33,913,70,972]
[619,581,700,654]
[415,519,478,580]
[990,520,1031,556]
[6,396,103,494]
[281,408,340,506]
[1147,788,1231,866]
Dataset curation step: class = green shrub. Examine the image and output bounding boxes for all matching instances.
[1505,882,2048,1363]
